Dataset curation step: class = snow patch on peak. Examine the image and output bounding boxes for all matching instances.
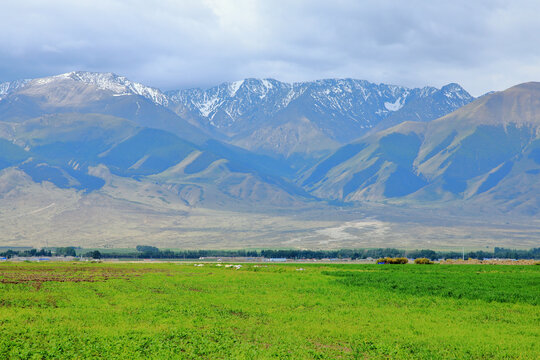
[419,86,438,97]
[261,79,273,90]
[198,96,222,117]
[229,80,244,96]
[282,88,297,107]
[384,97,405,111]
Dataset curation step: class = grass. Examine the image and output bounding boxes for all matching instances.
[0,262,538,359]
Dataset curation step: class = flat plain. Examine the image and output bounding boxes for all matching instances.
[0,262,539,359]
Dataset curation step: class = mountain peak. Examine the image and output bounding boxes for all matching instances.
[439,83,473,101]
[453,81,540,127]
[505,81,540,92]
[440,82,465,92]
[9,71,169,106]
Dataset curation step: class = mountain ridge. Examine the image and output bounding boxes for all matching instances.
[0,72,474,161]
[166,77,474,161]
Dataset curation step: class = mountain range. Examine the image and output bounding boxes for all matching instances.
[1,72,473,162]
[1,71,539,248]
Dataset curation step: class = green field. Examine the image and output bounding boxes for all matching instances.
[0,262,538,359]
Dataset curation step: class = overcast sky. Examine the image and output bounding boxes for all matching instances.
[1,0,539,96]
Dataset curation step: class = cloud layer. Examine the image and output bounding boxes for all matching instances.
[1,0,539,95]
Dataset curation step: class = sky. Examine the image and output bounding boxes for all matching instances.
[1,0,539,96]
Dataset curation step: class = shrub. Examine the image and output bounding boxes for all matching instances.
[377,257,408,264]
[414,258,434,264]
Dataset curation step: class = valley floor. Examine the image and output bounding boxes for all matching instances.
[1,181,539,250]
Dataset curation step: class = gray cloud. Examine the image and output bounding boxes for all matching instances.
[1,0,540,95]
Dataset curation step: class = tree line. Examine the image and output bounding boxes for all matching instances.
[2,246,539,260]
[0,248,52,258]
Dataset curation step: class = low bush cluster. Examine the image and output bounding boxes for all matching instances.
[414,258,434,264]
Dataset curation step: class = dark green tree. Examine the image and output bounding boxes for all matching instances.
[85,250,102,259]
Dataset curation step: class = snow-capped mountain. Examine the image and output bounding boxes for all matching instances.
[0,71,207,145]
[64,72,169,106]
[167,78,297,133]
[168,79,473,134]
[0,71,169,105]
[166,78,474,160]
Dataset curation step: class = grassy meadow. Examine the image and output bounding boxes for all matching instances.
[0,262,538,359]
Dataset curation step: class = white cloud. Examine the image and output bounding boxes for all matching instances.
[1,0,540,95]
